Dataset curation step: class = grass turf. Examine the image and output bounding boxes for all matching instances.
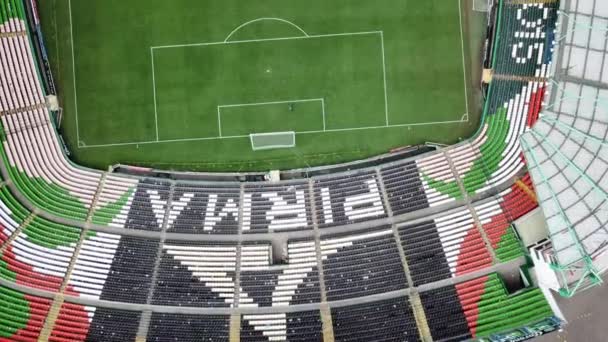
[39,0,484,172]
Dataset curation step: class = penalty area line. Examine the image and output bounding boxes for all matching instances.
[77,119,467,149]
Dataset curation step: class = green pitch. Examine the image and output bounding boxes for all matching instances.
[40,0,483,171]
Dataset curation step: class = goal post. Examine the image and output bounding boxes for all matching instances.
[250,131,296,150]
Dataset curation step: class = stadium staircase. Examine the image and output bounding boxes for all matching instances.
[0,0,566,340]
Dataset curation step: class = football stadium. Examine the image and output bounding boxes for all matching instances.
[0,0,607,341]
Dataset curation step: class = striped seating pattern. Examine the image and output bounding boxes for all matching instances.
[399,209,492,286]
[421,272,554,340]
[50,302,141,342]
[455,273,553,338]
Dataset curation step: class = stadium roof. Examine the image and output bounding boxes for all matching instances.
[521,0,608,296]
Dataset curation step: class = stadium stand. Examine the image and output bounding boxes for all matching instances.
[50,302,141,342]
[148,312,230,341]
[330,297,419,342]
[241,310,323,342]
[0,0,568,340]
[168,182,240,234]
[321,226,407,300]
[399,209,493,286]
[0,285,50,341]
[421,273,554,340]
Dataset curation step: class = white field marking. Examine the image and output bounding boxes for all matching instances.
[217,106,222,137]
[218,98,323,108]
[150,31,382,140]
[77,119,467,149]
[458,0,470,117]
[223,18,310,43]
[151,48,159,141]
[151,31,383,50]
[217,98,325,135]
[68,0,80,146]
[380,31,389,126]
[321,98,326,131]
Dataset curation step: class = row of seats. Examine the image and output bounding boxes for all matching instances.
[399,209,492,286]
[68,232,158,304]
[241,311,322,341]
[421,272,555,340]
[497,3,558,76]
[0,285,50,342]
[153,238,322,308]
[454,273,554,338]
[169,182,240,234]
[243,182,312,232]
[50,302,140,342]
[331,297,419,342]
[381,160,430,215]
[474,199,526,262]
[1,271,557,342]
[320,226,407,300]
[0,176,530,312]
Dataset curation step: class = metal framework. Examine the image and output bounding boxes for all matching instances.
[520,0,608,297]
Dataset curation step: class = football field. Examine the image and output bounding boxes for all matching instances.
[40,0,485,171]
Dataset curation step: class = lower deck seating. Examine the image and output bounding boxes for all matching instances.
[0,185,25,245]
[314,172,387,228]
[416,151,463,204]
[50,302,140,342]
[399,209,492,286]
[1,217,79,292]
[148,313,230,342]
[169,182,240,234]
[153,240,237,307]
[421,273,556,340]
[68,232,159,303]
[499,173,538,219]
[380,160,430,215]
[241,310,322,342]
[321,226,407,301]
[0,285,50,342]
[243,182,312,233]
[239,240,321,307]
[455,273,554,338]
[331,297,419,342]
[419,285,472,341]
[121,179,171,231]
[474,200,525,262]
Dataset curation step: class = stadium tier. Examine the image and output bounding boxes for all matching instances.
[0,0,567,341]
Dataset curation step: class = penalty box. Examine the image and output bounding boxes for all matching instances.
[151,32,388,141]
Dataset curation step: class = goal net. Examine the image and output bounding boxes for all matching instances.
[250,131,296,150]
